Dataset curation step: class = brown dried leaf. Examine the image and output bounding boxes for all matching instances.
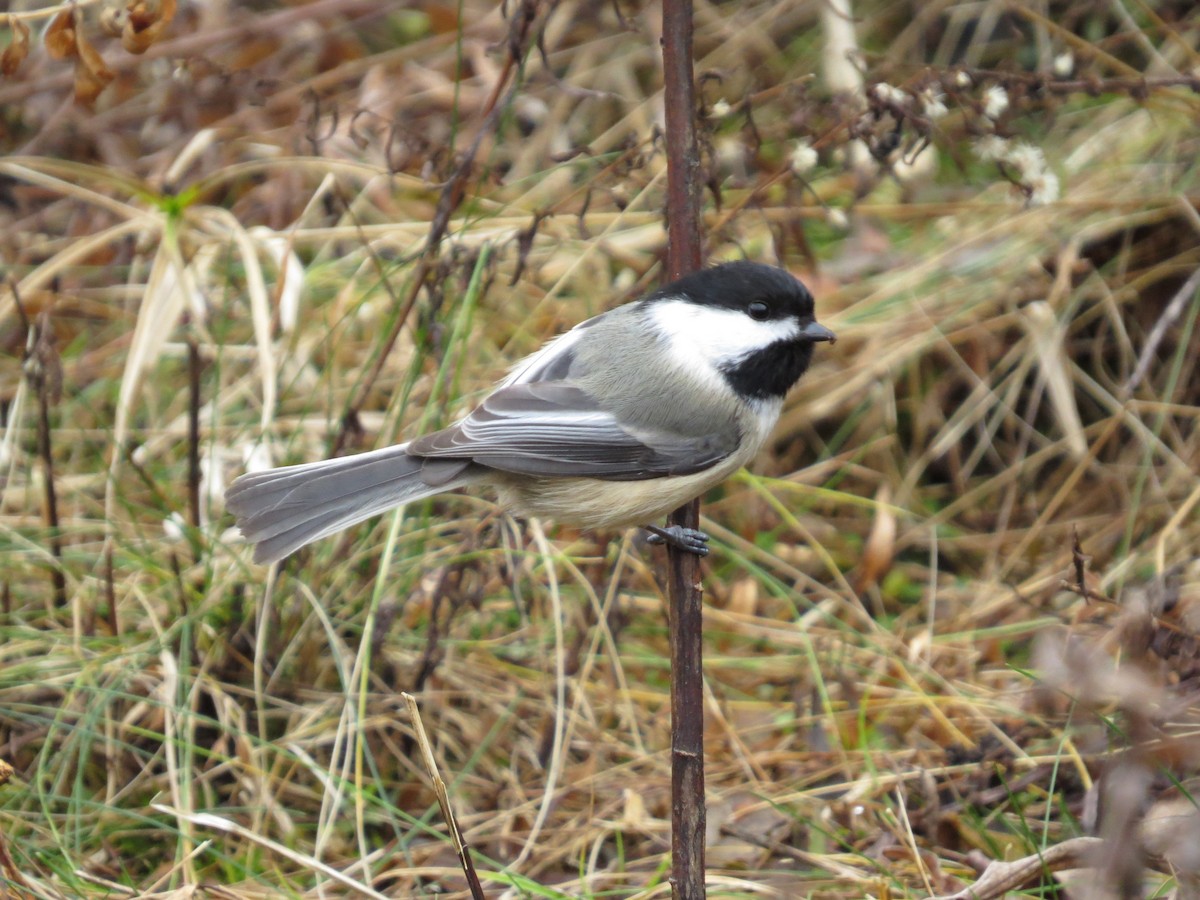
[2,15,31,76]
[1141,796,1200,877]
[44,7,77,60]
[28,311,63,405]
[75,20,112,76]
[620,788,651,831]
[42,6,114,105]
[856,484,896,592]
[74,59,110,106]
[122,0,176,54]
[99,5,124,38]
[932,836,1105,900]
[73,21,114,106]
[727,577,759,617]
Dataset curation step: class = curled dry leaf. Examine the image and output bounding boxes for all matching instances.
[99,5,124,38]
[620,788,651,831]
[44,7,78,60]
[856,484,896,592]
[27,311,63,405]
[726,577,759,617]
[123,0,177,54]
[1141,796,1200,878]
[1,15,31,76]
[73,22,115,106]
[41,6,114,105]
[74,63,112,106]
[932,836,1105,900]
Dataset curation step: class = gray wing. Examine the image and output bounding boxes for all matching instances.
[409,382,737,481]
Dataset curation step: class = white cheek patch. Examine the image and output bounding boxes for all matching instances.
[647,299,799,370]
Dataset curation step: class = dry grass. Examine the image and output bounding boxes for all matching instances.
[1,1,1199,897]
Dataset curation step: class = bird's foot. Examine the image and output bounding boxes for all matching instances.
[645,525,710,556]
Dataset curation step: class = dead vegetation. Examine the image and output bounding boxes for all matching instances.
[1,1,1199,897]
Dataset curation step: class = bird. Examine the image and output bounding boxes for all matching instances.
[225,260,835,564]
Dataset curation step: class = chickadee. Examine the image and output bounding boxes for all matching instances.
[226,261,835,564]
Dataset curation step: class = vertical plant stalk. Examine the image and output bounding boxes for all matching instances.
[18,298,68,612]
[35,359,66,610]
[186,334,202,540]
[105,543,117,635]
[661,1,707,897]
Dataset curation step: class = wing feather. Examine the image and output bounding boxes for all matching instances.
[409,382,735,480]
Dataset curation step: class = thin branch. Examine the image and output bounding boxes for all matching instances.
[1122,264,1200,396]
[186,334,202,537]
[662,0,707,897]
[17,290,67,612]
[402,694,487,900]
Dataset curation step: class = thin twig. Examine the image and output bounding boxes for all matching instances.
[661,0,707,897]
[19,296,68,611]
[105,542,117,636]
[964,69,1200,98]
[186,334,202,539]
[402,693,487,900]
[1122,264,1200,396]
[1060,525,1111,604]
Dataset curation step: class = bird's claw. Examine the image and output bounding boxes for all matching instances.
[645,525,711,556]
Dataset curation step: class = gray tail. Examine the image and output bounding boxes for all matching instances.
[225,443,467,564]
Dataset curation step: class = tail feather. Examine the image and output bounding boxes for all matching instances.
[225,444,471,564]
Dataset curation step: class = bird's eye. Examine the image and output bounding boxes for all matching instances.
[747,300,771,321]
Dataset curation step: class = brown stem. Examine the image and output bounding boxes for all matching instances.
[187,335,202,539]
[35,355,66,611]
[16,292,67,612]
[105,543,118,636]
[662,0,706,897]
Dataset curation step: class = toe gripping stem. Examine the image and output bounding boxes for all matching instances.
[645,524,710,556]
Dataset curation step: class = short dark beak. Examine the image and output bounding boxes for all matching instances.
[801,321,837,344]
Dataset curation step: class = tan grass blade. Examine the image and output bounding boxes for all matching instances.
[153,804,390,900]
[510,518,568,871]
[104,227,187,529]
[1024,300,1088,460]
[198,207,278,433]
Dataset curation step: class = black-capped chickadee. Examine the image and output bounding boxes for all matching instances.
[226,261,835,563]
